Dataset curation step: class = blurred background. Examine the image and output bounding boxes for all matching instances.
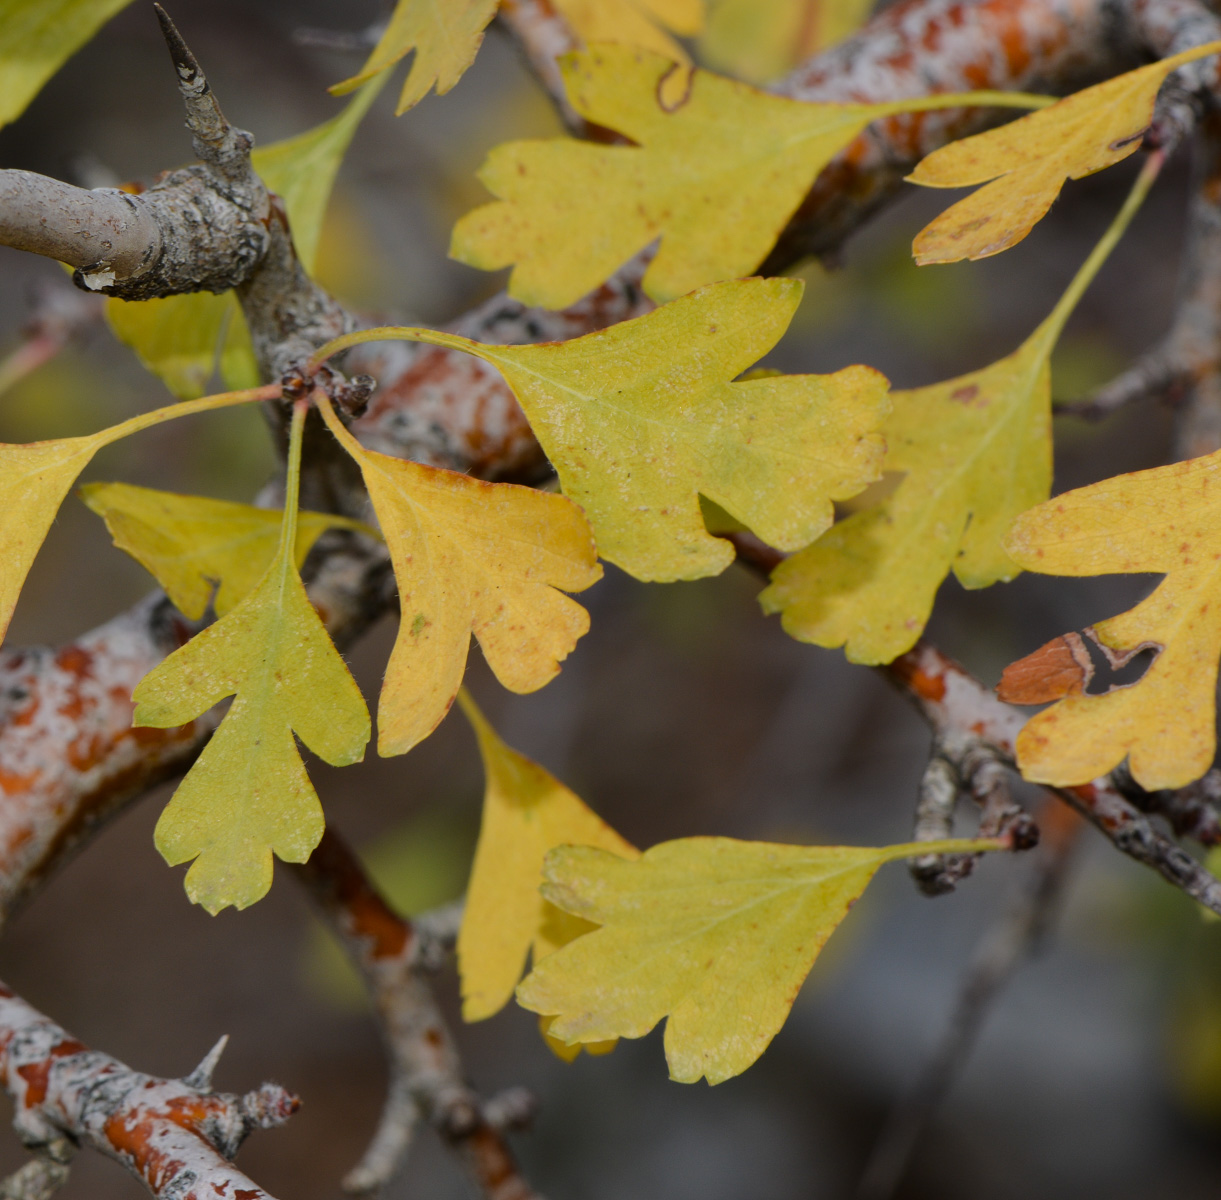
[1,2,1219,1197]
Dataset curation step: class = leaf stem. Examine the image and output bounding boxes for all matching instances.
[97,382,281,449]
[279,398,308,561]
[870,90,1057,117]
[310,327,479,373]
[1038,150,1164,347]
[879,836,1010,863]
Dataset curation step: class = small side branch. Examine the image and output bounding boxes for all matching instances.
[0,981,295,1200]
[857,801,1081,1200]
[887,643,1221,916]
[291,831,539,1200]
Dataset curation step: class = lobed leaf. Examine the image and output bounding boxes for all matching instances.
[0,0,134,130]
[1002,452,1221,791]
[132,403,369,913]
[555,0,703,103]
[330,0,498,114]
[455,690,636,1036]
[517,834,1005,1083]
[909,40,1221,263]
[316,277,891,583]
[318,399,601,756]
[761,158,1158,662]
[81,482,372,619]
[451,44,1049,309]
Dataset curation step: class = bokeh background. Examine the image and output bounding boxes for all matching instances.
[1,3,1219,1197]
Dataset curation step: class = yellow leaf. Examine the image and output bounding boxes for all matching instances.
[330,0,498,114]
[317,398,601,756]
[700,0,868,84]
[315,277,891,583]
[0,0,134,129]
[454,689,637,1028]
[81,481,373,620]
[0,386,272,647]
[1002,452,1221,790]
[106,78,383,397]
[450,44,1050,308]
[556,0,702,68]
[909,40,1221,264]
[517,834,1006,1083]
[133,405,370,913]
[106,293,240,401]
[761,157,1157,663]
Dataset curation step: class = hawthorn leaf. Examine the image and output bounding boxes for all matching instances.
[81,481,373,619]
[0,435,113,645]
[133,406,370,914]
[555,0,703,103]
[450,44,1050,308]
[107,77,383,398]
[0,385,270,647]
[318,398,601,756]
[315,277,891,583]
[0,0,135,130]
[455,689,637,1030]
[700,0,868,83]
[760,159,1157,663]
[909,39,1221,264]
[517,834,1006,1084]
[999,453,1221,791]
[330,0,498,114]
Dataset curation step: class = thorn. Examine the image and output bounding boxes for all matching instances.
[153,4,204,90]
[184,1034,229,1091]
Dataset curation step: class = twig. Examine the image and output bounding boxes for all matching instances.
[0,981,295,1199]
[291,831,539,1199]
[856,801,1082,1200]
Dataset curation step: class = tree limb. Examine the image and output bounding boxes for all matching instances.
[0,981,295,1200]
[292,832,537,1199]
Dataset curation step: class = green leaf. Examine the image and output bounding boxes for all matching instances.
[0,0,135,130]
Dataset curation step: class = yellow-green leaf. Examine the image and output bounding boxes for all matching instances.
[908,40,1221,264]
[252,75,387,271]
[450,43,1049,308]
[700,0,868,84]
[330,0,498,114]
[1001,452,1221,791]
[761,158,1157,663]
[517,834,1005,1083]
[106,293,240,402]
[81,481,372,620]
[0,0,135,129]
[133,410,370,914]
[455,690,637,1027]
[106,78,383,398]
[316,277,891,583]
[318,398,601,756]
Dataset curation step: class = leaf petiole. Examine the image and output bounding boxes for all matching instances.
[95,381,281,452]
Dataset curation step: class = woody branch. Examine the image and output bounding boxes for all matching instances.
[0,980,296,1200]
[2,0,1221,1193]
